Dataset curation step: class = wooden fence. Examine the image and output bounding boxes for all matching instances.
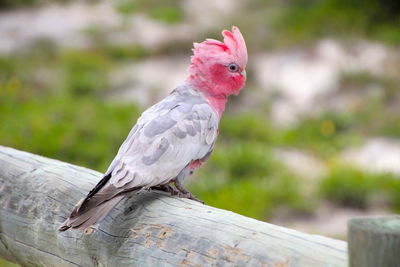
[2,145,392,267]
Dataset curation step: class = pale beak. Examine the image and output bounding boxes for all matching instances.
[241,70,247,79]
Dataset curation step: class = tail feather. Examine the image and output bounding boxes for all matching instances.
[59,195,125,232]
[59,172,142,232]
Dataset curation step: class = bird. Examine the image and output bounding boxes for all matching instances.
[59,26,248,232]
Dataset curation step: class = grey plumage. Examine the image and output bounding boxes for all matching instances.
[59,84,219,231]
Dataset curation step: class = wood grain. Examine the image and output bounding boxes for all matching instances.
[348,216,400,267]
[0,146,348,266]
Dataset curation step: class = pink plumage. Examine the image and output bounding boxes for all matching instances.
[186,26,248,116]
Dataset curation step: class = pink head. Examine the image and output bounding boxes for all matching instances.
[186,26,248,99]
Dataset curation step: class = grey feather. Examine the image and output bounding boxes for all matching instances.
[59,84,220,231]
[142,137,170,165]
[185,124,197,136]
[173,127,187,139]
[143,115,176,138]
[193,120,201,132]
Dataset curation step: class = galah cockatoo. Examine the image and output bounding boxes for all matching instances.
[59,26,248,231]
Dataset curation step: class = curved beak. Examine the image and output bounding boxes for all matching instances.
[241,70,247,79]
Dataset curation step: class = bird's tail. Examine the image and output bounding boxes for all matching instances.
[58,194,125,232]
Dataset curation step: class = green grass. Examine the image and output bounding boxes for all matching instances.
[61,49,112,97]
[319,165,400,210]
[219,114,274,143]
[0,258,19,267]
[0,0,41,9]
[190,164,313,220]
[338,71,398,100]
[0,81,139,172]
[319,166,377,208]
[336,71,400,138]
[275,70,400,157]
[114,0,184,24]
[189,140,314,220]
[210,142,275,179]
[104,44,150,61]
[0,45,144,172]
[274,0,400,45]
[0,2,400,227]
[278,112,362,157]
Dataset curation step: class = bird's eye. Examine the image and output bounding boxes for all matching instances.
[228,63,239,72]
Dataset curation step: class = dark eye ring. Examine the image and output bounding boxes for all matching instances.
[228,63,239,72]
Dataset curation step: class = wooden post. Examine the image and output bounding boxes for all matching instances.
[348,216,400,267]
[0,146,348,266]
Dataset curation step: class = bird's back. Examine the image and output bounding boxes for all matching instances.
[59,84,219,231]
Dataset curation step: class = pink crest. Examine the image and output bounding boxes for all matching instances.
[221,26,248,67]
[186,27,248,116]
[190,26,248,68]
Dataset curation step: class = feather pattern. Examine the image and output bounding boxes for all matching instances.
[59,84,219,231]
[59,26,247,231]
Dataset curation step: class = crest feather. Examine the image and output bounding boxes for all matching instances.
[222,26,248,67]
[190,26,247,67]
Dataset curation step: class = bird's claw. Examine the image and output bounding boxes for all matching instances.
[152,184,204,203]
[152,184,180,195]
[136,187,151,194]
[173,178,204,204]
[177,192,204,204]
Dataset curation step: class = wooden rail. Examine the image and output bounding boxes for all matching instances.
[348,216,400,267]
[0,146,347,266]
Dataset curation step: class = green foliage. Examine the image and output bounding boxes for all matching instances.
[377,114,400,138]
[189,138,313,220]
[339,71,398,99]
[60,50,112,97]
[0,57,16,80]
[277,70,400,156]
[0,0,39,9]
[335,71,400,138]
[0,0,72,9]
[0,43,153,172]
[191,176,273,220]
[105,45,150,61]
[0,46,143,172]
[373,25,400,44]
[0,258,18,267]
[115,0,137,15]
[275,0,400,45]
[1,0,400,227]
[115,0,184,24]
[219,114,273,142]
[319,166,377,208]
[279,112,361,157]
[277,0,370,40]
[0,83,139,172]
[211,143,275,179]
[378,174,400,212]
[149,5,183,24]
[319,165,400,210]
[190,169,311,220]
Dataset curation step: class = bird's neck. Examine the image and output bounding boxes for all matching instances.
[204,95,228,118]
[186,75,228,118]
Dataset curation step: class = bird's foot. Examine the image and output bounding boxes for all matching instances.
[174,179,204,204]
[136,187,151,194]
[152,184,180,196]
[177,192,204,204]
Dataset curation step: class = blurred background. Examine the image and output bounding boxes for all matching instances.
[1,1,400,264]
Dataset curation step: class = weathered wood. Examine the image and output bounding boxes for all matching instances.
[348,216,400,267]
[0,145,348,267]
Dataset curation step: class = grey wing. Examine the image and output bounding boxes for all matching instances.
[106,88,219,191]
[59,87,219,231]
